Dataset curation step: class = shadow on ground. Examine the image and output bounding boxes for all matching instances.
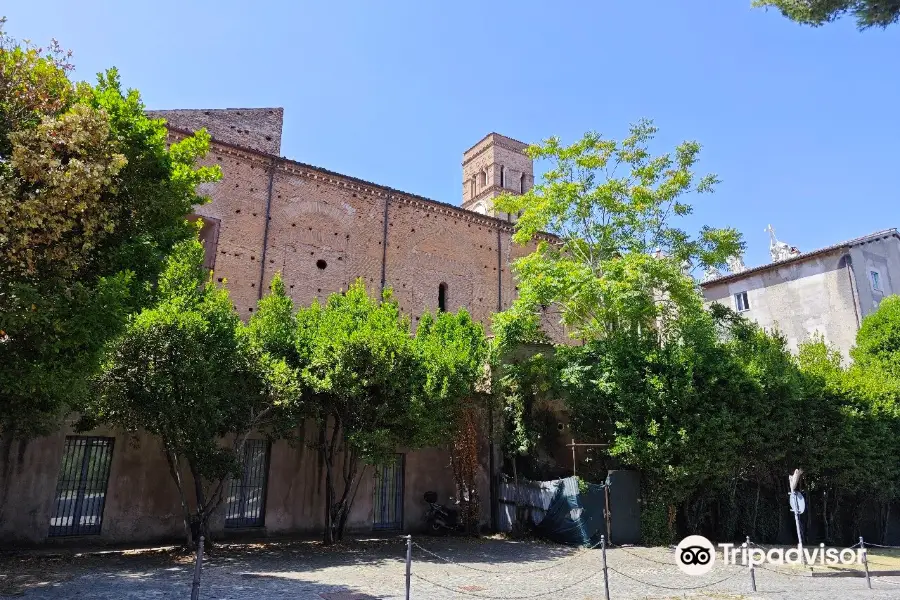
[0,535,579,597]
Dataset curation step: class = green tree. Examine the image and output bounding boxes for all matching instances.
[414,309,488,530]
[91,240,282,547]
[494,120,742,342]
[753,0,900,29]
[294,281,421,544]
[0,21,220,437]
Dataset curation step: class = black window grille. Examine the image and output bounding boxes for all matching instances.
[373,454,404,530]
[49,436,114,537]
[225,439,270,528]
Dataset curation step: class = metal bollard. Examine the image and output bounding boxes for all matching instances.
[746,536,756,592]
[601,535,611,600]
[860,536,871,589]
[190,535,205,600]
[405,535,412,600]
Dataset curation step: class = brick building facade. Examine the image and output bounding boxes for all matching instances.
[0,108,565,546]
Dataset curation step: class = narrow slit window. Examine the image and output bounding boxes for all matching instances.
[49,437,114,537]
[734,291,750,312]
[500,165,505,188]
[438,283,447,312]
[520,173,526,193]
[225,439,271,528]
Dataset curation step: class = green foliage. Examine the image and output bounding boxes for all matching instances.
[494,121,742,341]
[250,278,487,543]
[413,309,488,447]
[492,122,900,544]
[295,281,421,470]
[852,295,900,376]
[0,22,220,437]
[91,240,280,546]
[753,0,900,29]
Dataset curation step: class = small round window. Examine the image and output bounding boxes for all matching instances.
[316,259,327,270]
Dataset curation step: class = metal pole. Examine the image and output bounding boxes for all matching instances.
[746,536,756,592]
[601,535,611,600]
[793,510,804,565]
[190,535,205,600]
[571,438,576,478]
[405,535,412,600]
[861,536,871,589]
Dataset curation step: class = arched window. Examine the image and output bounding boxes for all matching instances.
[500,165,505,188]
[470,178,476,199]
[438,283,447,312]
[520,173,526,193]
[479,170,486,188]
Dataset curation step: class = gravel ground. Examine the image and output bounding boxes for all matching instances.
[3,537,900,600]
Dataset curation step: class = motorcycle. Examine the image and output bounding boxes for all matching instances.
[422,491,462,534]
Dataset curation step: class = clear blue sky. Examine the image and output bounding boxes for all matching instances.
[5,1,899,268]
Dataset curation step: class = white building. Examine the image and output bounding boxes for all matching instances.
[700,228,900,359]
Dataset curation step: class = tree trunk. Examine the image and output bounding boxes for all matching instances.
[164,444,194,548]
[335,450,360,541]
[189,459,212,546]
[320,415,342,545]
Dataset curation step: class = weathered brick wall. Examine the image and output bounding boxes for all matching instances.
[165,111,566,343]
[148,108,284,155]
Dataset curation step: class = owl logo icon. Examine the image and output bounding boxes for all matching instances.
[675,535,716,575]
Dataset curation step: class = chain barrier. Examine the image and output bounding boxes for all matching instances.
[861,541,900,548]
[410,569,603,599]
[606,566,743,590]
[406,536,900,599]
[611,545,678,566]
[411,538,603,575]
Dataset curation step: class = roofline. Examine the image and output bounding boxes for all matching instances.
[147,107,284,112]
[462,132,530,155]
[700,228,900,287]
[166,125,555,239]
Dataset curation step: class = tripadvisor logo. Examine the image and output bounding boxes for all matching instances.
[676,535,716,575]
[675,535,865,575]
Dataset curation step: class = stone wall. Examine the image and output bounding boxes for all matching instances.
[0,423,464,547]
[702,247,861,359]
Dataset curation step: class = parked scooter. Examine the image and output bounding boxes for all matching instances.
[422,491,461,534]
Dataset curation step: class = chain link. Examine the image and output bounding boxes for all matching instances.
[410,568,602,599]
[612,545,678,566]
[411,539,602,575]
[607,566,743,590]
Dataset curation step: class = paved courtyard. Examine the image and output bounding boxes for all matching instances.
[2,537,900,599]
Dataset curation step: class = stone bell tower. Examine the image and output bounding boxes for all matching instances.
[461,133,534,221]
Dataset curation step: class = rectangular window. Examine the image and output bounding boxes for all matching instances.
[734,291,750,312]
[871,271,882,292]
[373,454,405,530]
[49,437,114,537]
[225,439,271,528]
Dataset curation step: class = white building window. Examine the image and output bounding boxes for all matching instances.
[734,291,750,312]
[871,270,882,292]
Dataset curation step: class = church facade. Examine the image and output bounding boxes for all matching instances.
[0,108,563,547]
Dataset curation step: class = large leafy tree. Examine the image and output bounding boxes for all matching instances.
[294,281,421,544]
[753,0,900,29]
[414,309,488,530]
[253,277,488,543]
[494,120,742,342]
[0,21,220,437]
[90,240,286,547]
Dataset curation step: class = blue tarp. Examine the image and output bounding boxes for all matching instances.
[534,477,607,547]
